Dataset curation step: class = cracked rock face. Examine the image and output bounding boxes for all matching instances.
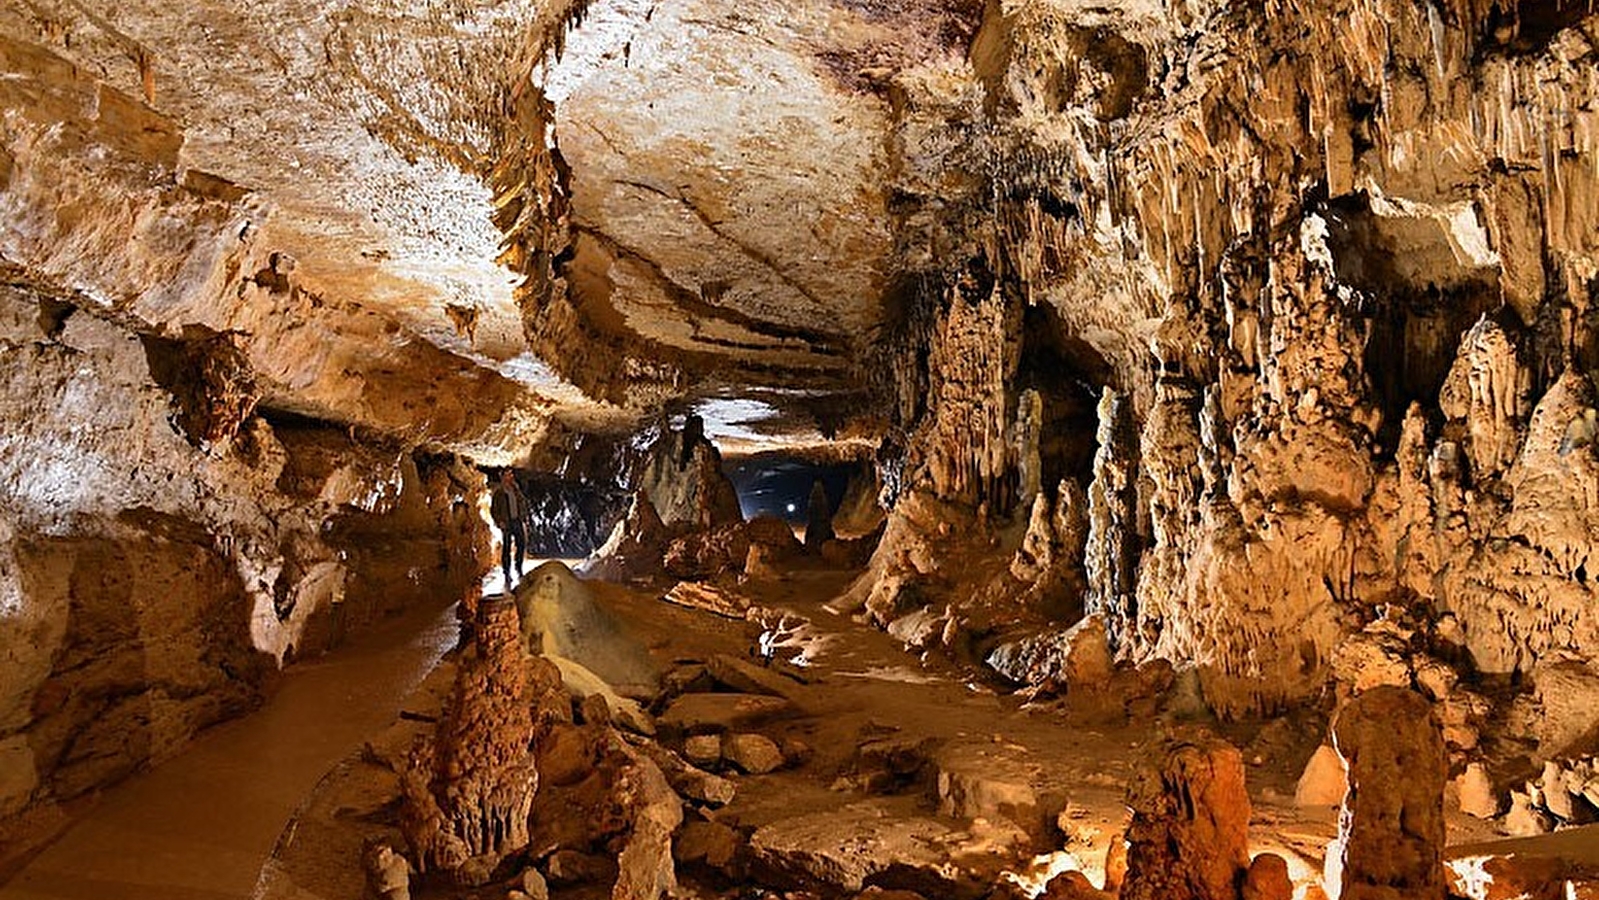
[551,0,894,390]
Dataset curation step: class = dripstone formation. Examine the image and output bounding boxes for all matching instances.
[1328,686,1449,900]
[1120,730,1251,900]
[4,0,1599,892]
[400,598,543,883]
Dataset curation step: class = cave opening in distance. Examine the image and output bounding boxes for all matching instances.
[1016,301,1112,496]
[722,452,875,532]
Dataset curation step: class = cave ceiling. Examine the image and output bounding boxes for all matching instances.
[0,0,990,456]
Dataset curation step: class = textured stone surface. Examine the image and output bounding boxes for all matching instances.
[722,733,785,776]
[0,290,485,836]
[747,800,984,898]
[659,693,795,735]
[1296,744,1349,808]
[399,598,542,881]
[1243,853,1294,900]
[8,0,1599,872]
[1121,730,1251,900]
[1328,686,1448,900]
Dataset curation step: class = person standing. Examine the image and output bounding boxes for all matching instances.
[490,468,529,591]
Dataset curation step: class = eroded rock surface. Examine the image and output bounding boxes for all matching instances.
[1328,686,1448,900]
[1120,730,1251,900]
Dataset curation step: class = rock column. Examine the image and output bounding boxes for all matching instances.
[400,597,539,883]
[1121,729,1251,900]
[1327,686,1447,900]
[1084,387,1139,650]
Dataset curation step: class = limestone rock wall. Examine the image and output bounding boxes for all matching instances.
[0,286,489,844]
[865,1,1599,719]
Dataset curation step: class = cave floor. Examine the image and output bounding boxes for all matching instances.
[253,556,1512,900]
[1,555,1531,900]
[0,598,460,900]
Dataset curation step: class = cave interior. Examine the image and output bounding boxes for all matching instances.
[2,0,1599,899]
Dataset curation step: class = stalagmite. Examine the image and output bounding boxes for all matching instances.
[805,479,835,551]
[399,597,543,883]
[1438,317,1528,481]
[1326,686,1448,900]
[1084,388,1139,651]
[1120,730,1251,900]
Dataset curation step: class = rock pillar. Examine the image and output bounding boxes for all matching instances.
[1121,729,1251,900]
[1327,686,1447,900]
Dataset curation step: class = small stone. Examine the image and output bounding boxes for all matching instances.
[723,733,785,775]
[1453,763,1499,819]
[537,723,596,788]
[363,843,412,900]
[684,734,722,767]
[1295,744,1347,807]
[546,849,614,885]
[1503,790,1553,837]
[520,867,549,900]
[1242,853,1292,900]
[578,692,613,726]
[1541,761,1575,821]
[674,819,741,870]
[708,653,804,697]
[780,737,813,767]
[1413,659,1458,702]
[1040,870,1113,899]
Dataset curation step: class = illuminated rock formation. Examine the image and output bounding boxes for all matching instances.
[1121,730,1251,900]
[399,597,546,883]
[4,0,1599,883]
[1327,686,1448,900]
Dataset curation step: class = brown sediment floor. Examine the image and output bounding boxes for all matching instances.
[0,598,459,900]
[260,559,1504,899]
[4,557,1526,900]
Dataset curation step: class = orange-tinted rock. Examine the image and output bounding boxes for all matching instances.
[1102,832,1129,893]
[1039,870,1113,899]
[1328,686,1447,900]
[1242,853,1293,900]
[399,598,542,883]
[1121,729,1251,900]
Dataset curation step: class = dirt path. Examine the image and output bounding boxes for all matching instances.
[0,600,460,900]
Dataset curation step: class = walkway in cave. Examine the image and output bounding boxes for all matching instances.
[0,599,461,900]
